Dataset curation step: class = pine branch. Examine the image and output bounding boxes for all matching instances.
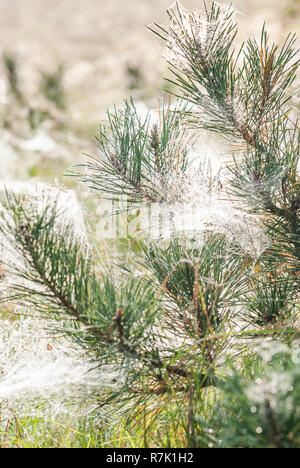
[68,98,193,207]
[142,233,248,344]
[151,2,299,151]
[0,191,214,394]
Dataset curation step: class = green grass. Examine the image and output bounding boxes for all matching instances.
[0,404,189,448]
[0,374,220,448]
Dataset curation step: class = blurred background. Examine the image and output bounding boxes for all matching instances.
[0,0,299,183]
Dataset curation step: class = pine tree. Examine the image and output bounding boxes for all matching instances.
[0,1,299,447]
